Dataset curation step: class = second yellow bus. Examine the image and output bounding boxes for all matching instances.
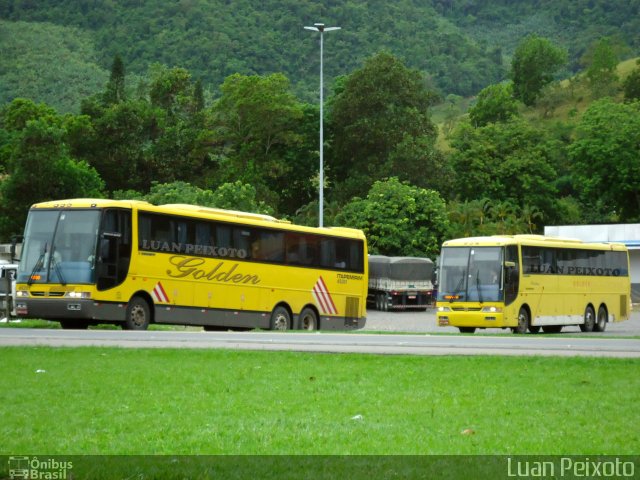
[436,235,631,334]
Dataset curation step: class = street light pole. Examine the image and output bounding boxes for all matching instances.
[304,23,340,228]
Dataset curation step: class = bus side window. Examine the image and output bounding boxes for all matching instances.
[285,234,302,265]
[320,239,336,268]
[234,228,252,259]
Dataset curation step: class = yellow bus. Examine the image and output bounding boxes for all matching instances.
[14,199,368,331]
[436,235,631,334]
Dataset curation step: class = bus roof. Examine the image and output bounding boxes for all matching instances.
[442,234,627,251]
[28,198,366,240]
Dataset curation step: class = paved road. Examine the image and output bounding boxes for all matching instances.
[1,320,639,357]
[363,307,640,336]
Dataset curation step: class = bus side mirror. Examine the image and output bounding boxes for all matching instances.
[504,261,516,283]
[10,235,22,263]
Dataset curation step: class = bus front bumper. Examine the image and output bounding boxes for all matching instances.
[15,298,125,322]
[436,306,510,329]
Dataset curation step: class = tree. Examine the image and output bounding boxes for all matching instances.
[328,52,438,203]
[114,180,274,215]
[569,98,640,221]
[448,118,559,223]
[583,37,619,98]
[208,73,304,208]
[209,181,274,215]
[334,177,449,259]
[623,60,640,102]
[79,99,160,192]
[387,134,454,195]
[510,35,567,106]
[0,100,104,239]
[103,54,126,105]
[148,64,193,117]
[468,82,519,127]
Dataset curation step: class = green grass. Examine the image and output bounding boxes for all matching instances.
[0,347,638,456]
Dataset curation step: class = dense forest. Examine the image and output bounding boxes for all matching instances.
[1,0,639,111]
[1,1,640,259]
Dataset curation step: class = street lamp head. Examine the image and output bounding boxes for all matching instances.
[304,23,340,33]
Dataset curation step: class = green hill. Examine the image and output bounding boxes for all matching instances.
[1,0,638,112]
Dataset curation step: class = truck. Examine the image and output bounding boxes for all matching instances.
[367,255,435,311]
[0,261,17,320]
[0,240,20,321]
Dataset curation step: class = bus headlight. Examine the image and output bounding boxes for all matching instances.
[481,306,502,313]
[438,306,451,312]
[16,290,29,297]
[65,291,91,299]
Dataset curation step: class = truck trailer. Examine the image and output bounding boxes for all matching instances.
[367,255,435,311]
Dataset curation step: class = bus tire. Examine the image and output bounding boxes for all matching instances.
[299,307,318,331]
[580,305,595,332]
[458,327,475,334]
[594,305,607,332]
[270,306,290,331]
[513,307,529,334]
[124,296,151,330]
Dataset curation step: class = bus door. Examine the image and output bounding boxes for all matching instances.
[503,245,520,324]
[96,209,132,291]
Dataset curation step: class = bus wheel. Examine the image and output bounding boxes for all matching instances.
[514,308,529,334]
[270,306,290,331]
[458,327,475,334]
[594,305,607,332]
[580,305,595,332]
[124,296,150,330]
[528,325,541,334]
[60,319,88,330]
[299,307,318,331]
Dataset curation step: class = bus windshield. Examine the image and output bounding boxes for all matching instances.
[437,246,503,303]
[17,209,101,284]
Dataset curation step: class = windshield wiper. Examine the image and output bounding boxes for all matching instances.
[27,242,47,286]
[50,246,66,286]
[449,274,466,302]
[476,269,483,303]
